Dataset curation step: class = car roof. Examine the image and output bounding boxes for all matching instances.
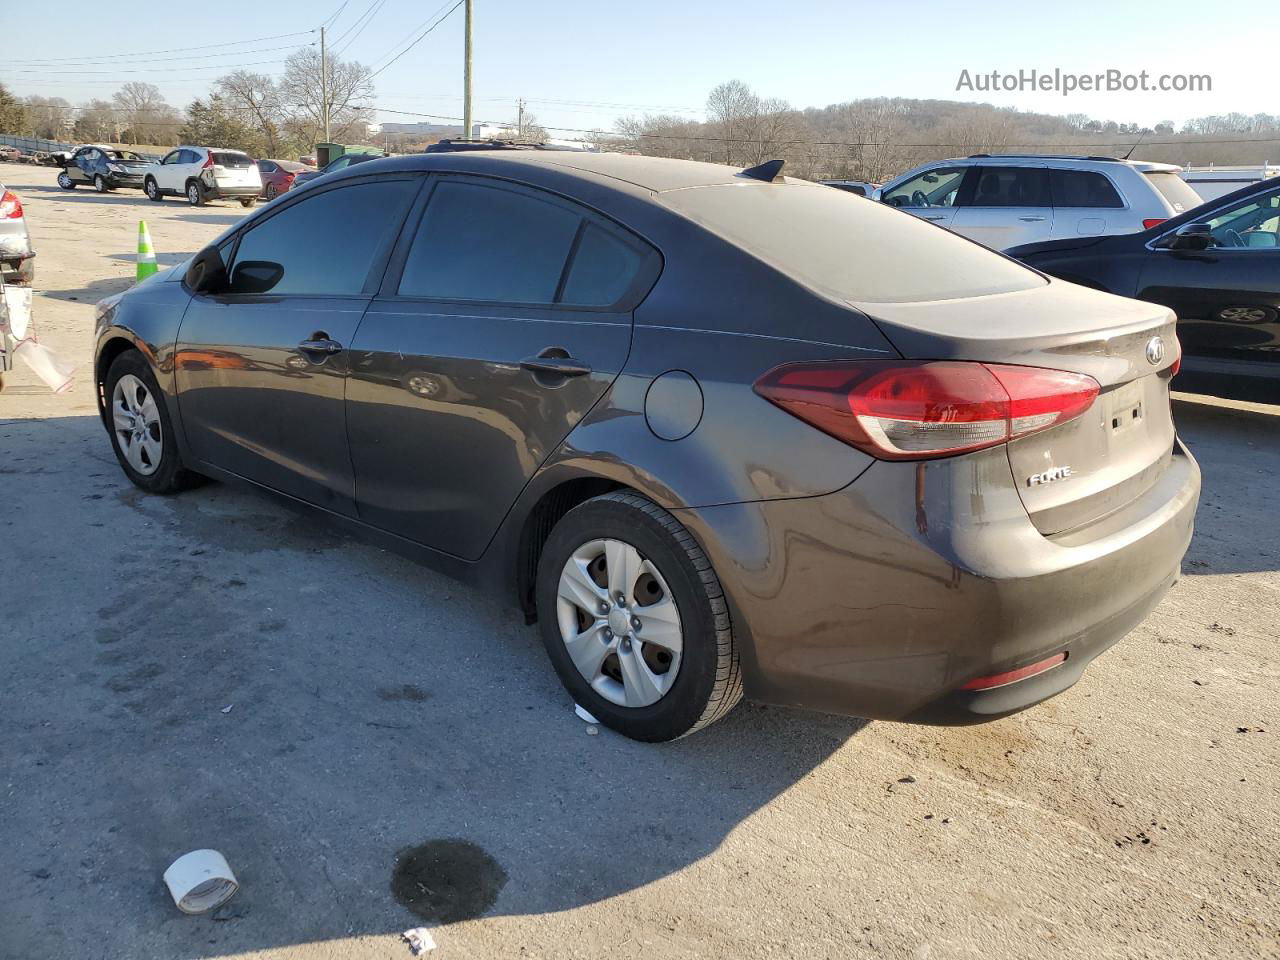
[362,150,761,193]
[930,154,1183,174]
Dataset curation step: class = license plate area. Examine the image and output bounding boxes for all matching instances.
[1106,380,1145,436]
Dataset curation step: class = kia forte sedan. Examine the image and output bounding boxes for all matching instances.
[93,148,1200,742]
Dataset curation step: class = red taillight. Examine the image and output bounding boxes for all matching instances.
[203,151,214,168]
[1142,218,1167,230]
[284,173,295,183]
[1170,336,1182,377]
[961,652,1067,690]
[0,190,22,219]
[753,360,1099,461]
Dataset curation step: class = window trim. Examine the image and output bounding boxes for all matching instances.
[380,172,661,313]
[190,173,427,300]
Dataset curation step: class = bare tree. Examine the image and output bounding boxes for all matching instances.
[497,109,549,143]
[705,79,760,165]
[111,82,173,144]
[279,47,375,145]
[24,97,72,139]
[215,71,287,155]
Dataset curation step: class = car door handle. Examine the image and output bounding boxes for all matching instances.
[520,354,592,378]
[1018,216,1047,222]
[297,337,343,355]
[922,215,947,221]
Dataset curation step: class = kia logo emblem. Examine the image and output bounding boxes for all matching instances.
[1145,336,1165,365]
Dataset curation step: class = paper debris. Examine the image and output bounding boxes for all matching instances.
[402,927,437,955]
[574,703,599,724]
[220,704,234,714]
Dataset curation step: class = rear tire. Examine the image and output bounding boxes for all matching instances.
[239,197,256,208]
[186,180,205,206]
[93,174,109,193]
[145,177,163,202]
[265,183,279,201]
[104,351,202,495]
[535,492,743,742]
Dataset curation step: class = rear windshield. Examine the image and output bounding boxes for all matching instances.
[1144,171,1204,214]
[662,182,1046,304]
[212,152,253,168]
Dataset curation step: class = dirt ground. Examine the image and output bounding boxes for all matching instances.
[1,163,1278,960]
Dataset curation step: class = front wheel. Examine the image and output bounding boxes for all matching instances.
[93,174,109,193]
[56,171,75,189]
[535,492,743,742]
[145,177,163,202]
[104,351,201,494]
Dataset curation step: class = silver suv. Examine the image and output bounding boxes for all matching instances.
[874,154,1205,251]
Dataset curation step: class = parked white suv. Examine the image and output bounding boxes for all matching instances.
[143,146,262,207]
[873,154,1205,251]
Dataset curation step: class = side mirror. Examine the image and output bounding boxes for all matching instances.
[1156,222,1213,251]
[871,187,883,202]
[184,245,229,294]
[229,260,284,295]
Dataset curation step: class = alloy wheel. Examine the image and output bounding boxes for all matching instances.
[556,538,683,708]
[1217,306,1270,324]
[112,374,163,476]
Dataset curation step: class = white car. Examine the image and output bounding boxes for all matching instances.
[143,146,262,207]
[874,154,1205,251]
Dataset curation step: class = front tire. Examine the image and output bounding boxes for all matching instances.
[93,174,109,193]
[535,492,743,742]
[145,177,163,202]
[57,171,75,189]
[104,351,200,494]
[186,181,205,206]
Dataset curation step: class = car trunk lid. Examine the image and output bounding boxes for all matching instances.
[852,279,1179,537]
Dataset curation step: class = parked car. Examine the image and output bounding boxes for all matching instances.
[874,154,1205,251]
[820,179,879,197]
[257,159,309,200]
[299,155,317,167]
[290,151,385,190]
[143,146,262,207]
[1008,178,1280,405]
[0,180,34,284]
[0,146,21,162]
[92,149,1199,742]
[56,146,152,193]
[1180,165,1278,203]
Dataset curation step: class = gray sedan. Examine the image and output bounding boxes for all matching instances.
[91,148,1200,741]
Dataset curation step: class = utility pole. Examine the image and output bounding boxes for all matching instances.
[320,25,330,143]
[517,98,525,139]
[462,0,473,138]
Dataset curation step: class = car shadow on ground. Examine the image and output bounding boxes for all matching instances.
[1,414,868,958]
[36,274,138,303]
[171,212,252,225]
[106,250,194,267]
[19,184,155,205]
[1174,397,1279,576]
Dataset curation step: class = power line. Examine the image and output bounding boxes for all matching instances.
[3,30,315,65]
[334,0,391,54]
[2,45,307,70]
[3,59,290,76]
[368,0,463,79]
[319,0,351,30]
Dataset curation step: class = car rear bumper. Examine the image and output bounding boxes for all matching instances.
[677,439,1200,724]
[108,174,146,187]
[208,184,260,198]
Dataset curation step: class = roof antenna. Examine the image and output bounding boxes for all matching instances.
[1122,129,1147,161]
[740,158,785,182]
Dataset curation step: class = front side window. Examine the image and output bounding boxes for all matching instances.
[969,167,1049,207]
[228,179,417,295]
[399,180,581,303]
[882,167,966,209]
[1051,170,1124,209]
[1203,191,1280,249]
[162,151,181,165]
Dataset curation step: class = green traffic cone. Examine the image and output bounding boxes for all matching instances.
[136,220,158,283]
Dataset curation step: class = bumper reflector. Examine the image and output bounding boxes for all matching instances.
[960,652,1067,691]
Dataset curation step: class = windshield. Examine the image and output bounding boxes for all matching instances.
[662,182,1045,303]
[1144,171,1203,214]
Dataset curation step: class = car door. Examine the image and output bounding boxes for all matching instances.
[346,174,657,559]
[950,165,1053,250]
[1140,187,1280,376]
[71,148,96,185]
[1049,168,1127,239]
[175,174,422,513]
[878,166,969,231]
[155,150,184,192]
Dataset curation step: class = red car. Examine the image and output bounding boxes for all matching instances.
[257,159,308,200]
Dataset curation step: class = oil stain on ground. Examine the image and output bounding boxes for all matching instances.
[391,839,507,923]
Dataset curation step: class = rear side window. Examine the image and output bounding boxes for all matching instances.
[258,160,277,173]
[969,167,1050,207]
[399,181,580,303]
[1051,170,1124,208]
[664,182,1045,303]
[229,179,416,295]
[561,224,646,306]
[1142,171,1203,214]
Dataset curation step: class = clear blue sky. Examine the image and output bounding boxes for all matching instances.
[4,0,1273,135]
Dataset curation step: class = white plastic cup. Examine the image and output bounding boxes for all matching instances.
[163,849,239,914]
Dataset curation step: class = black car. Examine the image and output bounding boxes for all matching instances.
[1008,178,1280,405]
[290,151,385,190]
[57,146,152,193]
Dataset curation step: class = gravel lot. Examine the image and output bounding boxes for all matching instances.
[2,164,1278,960]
